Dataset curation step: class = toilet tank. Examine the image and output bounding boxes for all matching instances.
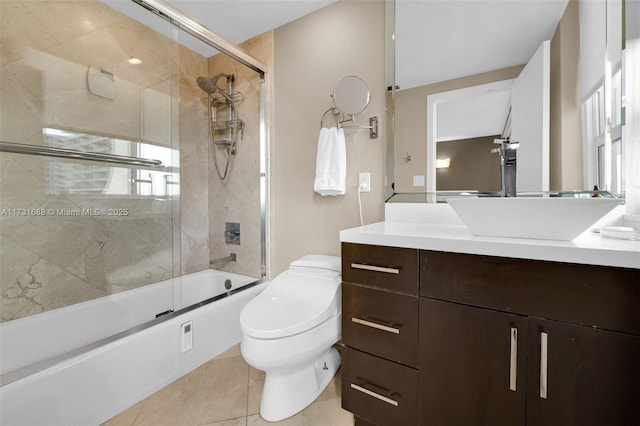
[290,255,341,273]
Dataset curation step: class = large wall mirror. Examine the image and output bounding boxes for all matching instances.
[386,0,628,202]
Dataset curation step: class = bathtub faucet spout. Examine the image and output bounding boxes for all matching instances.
[210,253,237,266]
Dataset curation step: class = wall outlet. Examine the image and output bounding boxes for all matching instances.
[181,321,193,353]
[359,172,371,192]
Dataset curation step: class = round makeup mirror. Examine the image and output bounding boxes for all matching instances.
[332,75,371,116]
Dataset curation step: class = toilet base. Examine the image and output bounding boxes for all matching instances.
[259,346,341,422]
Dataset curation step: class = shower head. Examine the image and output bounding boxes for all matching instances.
[197,76,220,94]
[196,73,234,94]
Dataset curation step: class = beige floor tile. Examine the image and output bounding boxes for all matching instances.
[301,397,354,426]
[104,344,353,426]
[247,366,265,416]
[203,417,247,426]
[216,343,242,359]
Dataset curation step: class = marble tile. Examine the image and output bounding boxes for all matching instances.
[203,418,247,426]
[0,236,106,321]
[247,366,265,416]
[104,344,354,426]
[0,1,59,66]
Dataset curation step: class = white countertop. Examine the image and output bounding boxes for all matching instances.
[340,205,640,269]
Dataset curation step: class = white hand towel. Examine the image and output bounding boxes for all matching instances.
[314,127,346,196]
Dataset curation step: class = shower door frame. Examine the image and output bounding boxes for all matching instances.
[135,0,270,278]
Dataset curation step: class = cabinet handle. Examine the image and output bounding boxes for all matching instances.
[540,331,548,399]
[509,327,517,391]
[350,382,399,407]
[350,263,400,274]
[352,317,400,334]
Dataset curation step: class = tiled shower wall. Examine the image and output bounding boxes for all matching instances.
[0,0,273,321]
[206,32,274,280]
[0,0,271,323]
[178,31,273,279]
[0,0,181,322]
[0,0,260,321]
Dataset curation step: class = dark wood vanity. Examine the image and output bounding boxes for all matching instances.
[341,242,640,426]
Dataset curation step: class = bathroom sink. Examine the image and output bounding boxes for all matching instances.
[447,197,622,241]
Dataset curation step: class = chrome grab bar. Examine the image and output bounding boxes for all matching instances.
[0,141,163,167]
[210,253,237,265]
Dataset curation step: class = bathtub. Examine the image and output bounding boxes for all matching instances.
[0,269,267,426]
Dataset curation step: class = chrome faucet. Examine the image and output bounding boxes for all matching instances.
[492,138,519,197]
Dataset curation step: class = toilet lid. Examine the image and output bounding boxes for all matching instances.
[240,269,340,339]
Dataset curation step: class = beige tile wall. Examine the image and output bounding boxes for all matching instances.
[0,0,200,321]
[205,32,274,279]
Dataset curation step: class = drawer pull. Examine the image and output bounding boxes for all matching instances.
[350,263,400,274]
[352,317,400,334]
[350,382,399,407]
[509,327,517,391]
[540,331,548,399]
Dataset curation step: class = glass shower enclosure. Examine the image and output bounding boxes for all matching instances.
[0,0,180,322]
[0,0,267,377]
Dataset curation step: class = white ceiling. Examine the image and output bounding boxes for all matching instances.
[105,0,568,141]
[437,85,512,142]
[102,0,337,58]
[106,0,568,89]
[395,0,569,141]
[396,0,569,90]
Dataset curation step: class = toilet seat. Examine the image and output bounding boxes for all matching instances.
[240,268,340,339]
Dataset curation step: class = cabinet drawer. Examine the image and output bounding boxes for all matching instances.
[420,250,640,335]
[342,243,418,295]
[342,347,417,426]
[343,283,419,367]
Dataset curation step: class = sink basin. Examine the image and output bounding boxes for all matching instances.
[447,197,622,241]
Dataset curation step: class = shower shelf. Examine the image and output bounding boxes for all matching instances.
[211,93,244,108]
[212,119,239,129]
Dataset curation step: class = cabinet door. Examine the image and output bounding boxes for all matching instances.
[527,318,640,426]
[419,298,527,425]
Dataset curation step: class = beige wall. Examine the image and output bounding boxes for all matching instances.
[436,135,501,191]
[271,0,387,275]
[394,65,524,193]
[550,0,583,190]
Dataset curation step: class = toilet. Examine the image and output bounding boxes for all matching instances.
[239,255,342,422]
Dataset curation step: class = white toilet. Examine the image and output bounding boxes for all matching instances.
[239,255,342,422]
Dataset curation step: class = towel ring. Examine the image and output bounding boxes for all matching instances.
[320,107,343,129]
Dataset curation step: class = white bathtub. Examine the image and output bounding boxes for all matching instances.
[0,269,267,426]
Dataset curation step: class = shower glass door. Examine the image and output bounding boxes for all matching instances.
[0,0,180,329]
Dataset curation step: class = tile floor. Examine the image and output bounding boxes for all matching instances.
[103,345,354,426]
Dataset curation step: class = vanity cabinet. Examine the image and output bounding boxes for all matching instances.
[341,243,419,426]
[419,298,528,424]
[420,250,640,426]
[340,242,640,426]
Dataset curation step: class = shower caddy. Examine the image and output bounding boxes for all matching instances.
[208,77,244,154]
